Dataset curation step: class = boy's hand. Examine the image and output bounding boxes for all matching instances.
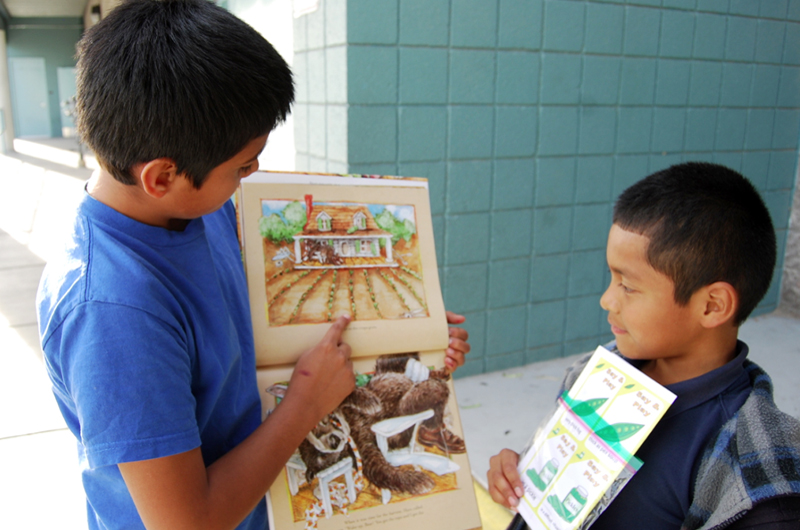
[488,449,524,510]
[445,311,470,372]
[286,314,355,424]
[120,315,355,530]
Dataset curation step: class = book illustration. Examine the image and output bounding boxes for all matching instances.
[264,353,466,529]
[239,172,449,366]
[259,196,427,326]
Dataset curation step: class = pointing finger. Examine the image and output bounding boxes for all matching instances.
[323,314,351,344]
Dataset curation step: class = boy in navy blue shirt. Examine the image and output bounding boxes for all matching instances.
[488,163,800,529]
[36,2,469,529]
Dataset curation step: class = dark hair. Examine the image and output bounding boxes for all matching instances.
[613,162,776,325]
[76,0,294,187]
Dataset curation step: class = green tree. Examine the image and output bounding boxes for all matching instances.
[258,201,307,244]
[375,209,416,244]
[259,213,290,244]
[283,201,306,232]
[401,218,416,242]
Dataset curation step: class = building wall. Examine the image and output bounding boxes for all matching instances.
[225,0,297,171]
[6,17,83,138]
[294,0,800,377]
[294,0,349,175]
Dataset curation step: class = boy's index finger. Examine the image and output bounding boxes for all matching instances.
[323,314,351,344]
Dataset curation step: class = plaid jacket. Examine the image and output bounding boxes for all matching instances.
[682,360,800,530]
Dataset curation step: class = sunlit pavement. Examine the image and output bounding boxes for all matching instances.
[0,140,92,529]
[1,140,797,530]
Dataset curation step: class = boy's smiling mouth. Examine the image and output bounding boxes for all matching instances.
[608,320,627,335]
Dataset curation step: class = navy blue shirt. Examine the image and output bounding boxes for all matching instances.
[589,342,752,530]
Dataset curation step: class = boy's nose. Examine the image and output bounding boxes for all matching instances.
[600,285,616,312]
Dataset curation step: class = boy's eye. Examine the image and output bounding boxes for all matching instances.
[238,164,253,176]
[620,283,634,294]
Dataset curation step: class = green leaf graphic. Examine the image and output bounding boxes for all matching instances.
[571,398,608,417]
[624,384,635,389]
[595,422,644,443]
[355,373,372,387]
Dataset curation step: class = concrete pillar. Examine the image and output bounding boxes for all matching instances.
[780,166,800,317]
[0,29,16,153]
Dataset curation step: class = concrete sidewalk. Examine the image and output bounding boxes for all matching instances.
[1,143,798,530]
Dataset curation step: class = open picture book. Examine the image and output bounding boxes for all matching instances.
[235,171,481,530]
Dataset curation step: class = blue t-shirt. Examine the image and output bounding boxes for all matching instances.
[37,192,266,530]
[589,342,752,530]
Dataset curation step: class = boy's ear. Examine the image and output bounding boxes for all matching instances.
[136,158,181,199]
[697,281,738,328]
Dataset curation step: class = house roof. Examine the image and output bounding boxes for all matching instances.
[304,204,390,237]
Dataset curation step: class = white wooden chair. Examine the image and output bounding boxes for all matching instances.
[370,409,460,504]
[284,452,357,519]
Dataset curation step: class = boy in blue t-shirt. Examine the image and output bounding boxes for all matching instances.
[36,2,470,529]
[488,163,800,529]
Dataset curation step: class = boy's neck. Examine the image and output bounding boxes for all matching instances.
[640,326,740,386]
[86,169,189,230]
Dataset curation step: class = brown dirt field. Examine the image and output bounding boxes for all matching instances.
[265,268,302,303]
[269,270,323,326]
[387,269,427,314]
[293,270,333,324]
[332,271,354,318]
[392,237,423,274]
[265,265,428,326]
[375,271,417,315]
[367,270,408,319]
[352,270,381,320]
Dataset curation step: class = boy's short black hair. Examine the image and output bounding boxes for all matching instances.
[76,0,294,188]
[613,162,776,325]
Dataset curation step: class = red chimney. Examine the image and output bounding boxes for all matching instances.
[304,194,313,230]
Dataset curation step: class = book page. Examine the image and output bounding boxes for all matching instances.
[516,346,676,530]
[238,171,448,366]
[256,350,481,530]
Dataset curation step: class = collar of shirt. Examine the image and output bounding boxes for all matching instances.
[624,340,749,419]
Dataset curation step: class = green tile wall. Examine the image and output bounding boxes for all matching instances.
[7,18,84,138]
[293,0,800,377]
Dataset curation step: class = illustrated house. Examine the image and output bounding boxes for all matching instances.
[293,195,397,268]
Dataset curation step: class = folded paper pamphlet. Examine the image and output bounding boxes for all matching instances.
[516,346,677,530]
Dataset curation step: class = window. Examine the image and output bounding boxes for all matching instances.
[316,212,331,232]
[353,212,367,230]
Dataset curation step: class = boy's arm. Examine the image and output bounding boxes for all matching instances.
[119,316,355,530]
